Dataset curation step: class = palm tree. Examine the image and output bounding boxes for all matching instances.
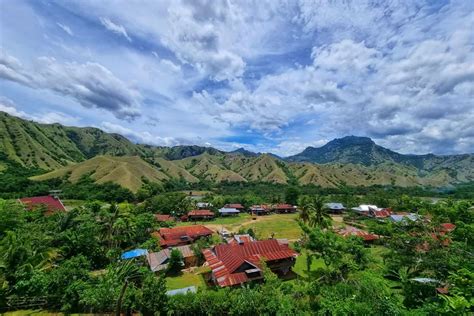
[309,196,331,229]
[298,196,315,225]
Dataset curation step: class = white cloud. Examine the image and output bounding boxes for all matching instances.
[56,22,73,36]
[0,51,141,120]
[100,17,132,42]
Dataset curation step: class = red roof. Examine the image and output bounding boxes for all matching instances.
[155,214,174,222]
[224,203,244,209]
[203,239,298,287]
[336,226,379,241]
[188,209,214,217]
[439,223,456,233]
[273,204,295,210]
[370,208,391,218]
[154,225,214,247]
[19,196,66,214]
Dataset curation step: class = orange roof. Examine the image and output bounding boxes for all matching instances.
[336,226,379,241]
[203,239,298,287]
[225,203,244,209]
[19,196,66,214]
[273,204,295,210]
[439,223,456,232]
[188,209,214,217]
[155,214,174,222]
[154,225,214,247]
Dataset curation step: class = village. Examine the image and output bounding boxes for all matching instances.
[15,192,458,296]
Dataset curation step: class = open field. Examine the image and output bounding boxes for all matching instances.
[166,271,206,290]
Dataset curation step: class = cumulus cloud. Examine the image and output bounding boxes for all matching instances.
[1,1,473,155]
[0,51,140,120]
[100,17,132,42]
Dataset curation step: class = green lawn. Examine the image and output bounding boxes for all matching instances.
[293,251,326,278]
[243,214,302,240]
[166,271,206,290]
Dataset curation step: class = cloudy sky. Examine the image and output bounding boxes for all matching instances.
[0,0,473,156]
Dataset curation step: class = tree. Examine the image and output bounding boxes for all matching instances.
[140,273,168,316]
[298,195,331,229]
[285,186,299,205]
[167,249,184,275]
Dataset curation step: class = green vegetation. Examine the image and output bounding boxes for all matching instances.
[0,193,472,314]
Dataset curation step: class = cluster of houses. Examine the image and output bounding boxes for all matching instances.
[121,224,298,288]
[155,203,298,223]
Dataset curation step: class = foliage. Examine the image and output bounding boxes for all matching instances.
[167,249,184,276]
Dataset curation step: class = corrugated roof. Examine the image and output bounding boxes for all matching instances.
[155,214,174,222]
[325,203,345,210]
[19,195,66,213]
[188,210,214,216]
[219,207,240,213]
[154,225,214,247]
[336,226,379,241]
[273,204,295,210]
[224,203,244,209]
[147,245,195,272]
[204,239,298,287]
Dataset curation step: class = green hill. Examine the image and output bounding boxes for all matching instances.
[2,111,473,190]
[32,155,169,192]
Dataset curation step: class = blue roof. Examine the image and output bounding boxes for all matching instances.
[219,207,240,213]
[166,286,197,296]
[390,214,419,222]
[121,248,148,260]
[325,203,345,209]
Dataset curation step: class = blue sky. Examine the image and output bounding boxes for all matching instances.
[1,0,473,156]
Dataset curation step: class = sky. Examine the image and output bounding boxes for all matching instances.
[0,0,473,157]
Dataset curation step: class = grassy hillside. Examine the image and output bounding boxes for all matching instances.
[32,156,169,192]
[3,111,474,190]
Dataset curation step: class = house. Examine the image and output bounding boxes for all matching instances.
[389,213,420,223]
[218,207,240,216]
[351,204,381,216]
[197,202,212,209]
[203,239,298,287]
[155,214,175,222]
[121,248,148,260]
[224,203,245,211]
[226,234,255,244]
[147,245,198,272]
[325,203,346,214]
[439,223,456,233]
[336,226,379,242]
[368,208,391,219]
[272,204,296,213]
[187,209,214,221]
[250,204,271,216]
[153,225,214,248]
[19,195,66,214]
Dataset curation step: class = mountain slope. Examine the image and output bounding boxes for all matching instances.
[2,111,474,189]
[32,155,169,192]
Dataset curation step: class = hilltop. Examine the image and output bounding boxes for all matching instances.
[1,111,473,191]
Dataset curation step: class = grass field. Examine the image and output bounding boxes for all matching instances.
[242,213,302,240]
[293,251,326,278]
[166,271,206,290]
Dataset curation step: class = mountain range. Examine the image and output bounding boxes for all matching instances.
[1,111,473,191]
